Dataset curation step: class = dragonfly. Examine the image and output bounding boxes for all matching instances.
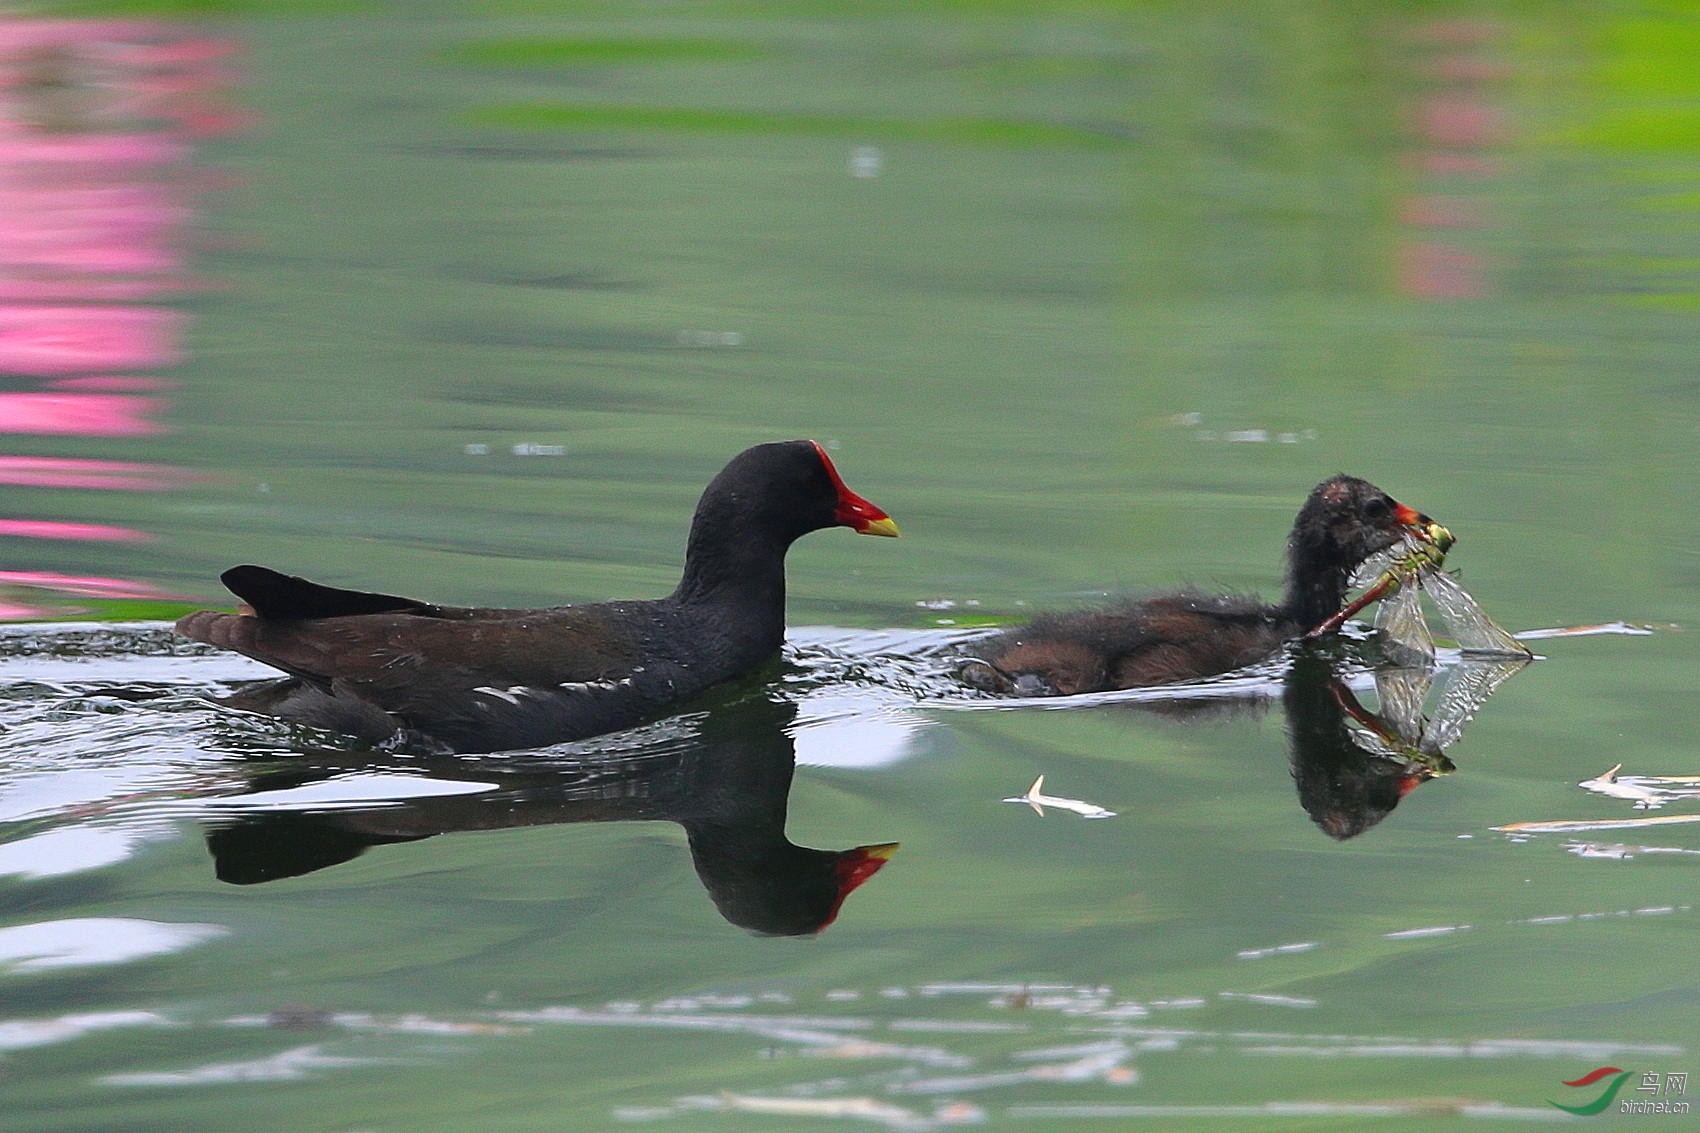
[1337,652,1528,774]
[1306,520,1530,663]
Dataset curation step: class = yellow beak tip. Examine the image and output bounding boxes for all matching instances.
[860,517,901,538]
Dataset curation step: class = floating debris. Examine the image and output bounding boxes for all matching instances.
[99,1043,389,1087]
[1578,763,1659,807]
[1507,905,1687,926]
[1382,923,1472,941]
[848,145,884,178]
[0,1009,170,1052]
[1006,1101,1562,1121]
[1236,941,1320,961]
[1496,813,1700,835]
[1499,766,1700,831]
[888,1042,1136,1095]
[716,1091,982,1129]
[1172,412,1320,445]
[1563,841,1700,861]
[718,1092,915,1119]
[1512,621,1655,640]
[1217,991,1318,1009]
[1002,775,1116,819]
[1577,764,1700,810]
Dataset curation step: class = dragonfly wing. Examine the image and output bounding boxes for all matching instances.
[1425,570,1531,657]
[1420,657,1529,753]
[1375,574,1434,667]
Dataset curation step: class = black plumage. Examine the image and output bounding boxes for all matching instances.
[177,441,897,752]
[961,475,1442,695]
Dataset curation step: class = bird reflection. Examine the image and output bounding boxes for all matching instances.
[200,689,896,936]
[1283,645,1527,839]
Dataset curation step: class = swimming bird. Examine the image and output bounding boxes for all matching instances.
[203,691,898,935]
[961,475,1445,696]
[177,440,897,753]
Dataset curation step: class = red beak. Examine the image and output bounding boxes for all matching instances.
[811,441,899,537]
[817,842,899,931]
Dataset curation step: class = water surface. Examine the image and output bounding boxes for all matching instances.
[2,4,1697,1130]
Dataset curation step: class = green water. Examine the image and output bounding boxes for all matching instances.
[3,3,1698,1130]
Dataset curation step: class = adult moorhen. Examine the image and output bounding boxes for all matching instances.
[960,475,1446,695]
[204,692,897,935]
[178,440,898,753]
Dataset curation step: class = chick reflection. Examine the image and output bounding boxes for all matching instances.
[1283,647,1526,839]
[202,691,896,935]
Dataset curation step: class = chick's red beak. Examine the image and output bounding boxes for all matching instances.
[811,441,899,537]
[1392,501,1453,550]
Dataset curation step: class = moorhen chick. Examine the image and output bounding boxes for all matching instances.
[960,475,1445,695]
[1282,648,1450,840]
[177,440,898,753]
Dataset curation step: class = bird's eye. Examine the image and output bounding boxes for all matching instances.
[1363,497,1391,520]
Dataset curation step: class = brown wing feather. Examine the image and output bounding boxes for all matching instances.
[177,607,645,711]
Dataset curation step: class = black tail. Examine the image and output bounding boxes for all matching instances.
[220,565,429,620]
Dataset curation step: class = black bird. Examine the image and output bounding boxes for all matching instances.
[204,690,898,935]
[177,441,898,753]
[961,475,1445,695]
[1281,648,1450,840]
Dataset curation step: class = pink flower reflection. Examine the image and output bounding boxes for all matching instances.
[1396,195,1483,228]
[0,392,163,434]
[111,36,240,66]
[1398,242,1486,299]
[1401,152,1501,177]
[0,279,189,302]
[1418,55,1510,83]
[0,305,180,374]
[0,455,190,490]
[1407,19,1503,46]
[0,132,185,167]
[0,20,160,52]
[0,600,43,618]
[0,519,148,542]
[0,237,181,275]
[0,19,237,605]
[45,375,173,392]
[1415,96,1504,148]
[0,195,186,273]
[0,569,169,597]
